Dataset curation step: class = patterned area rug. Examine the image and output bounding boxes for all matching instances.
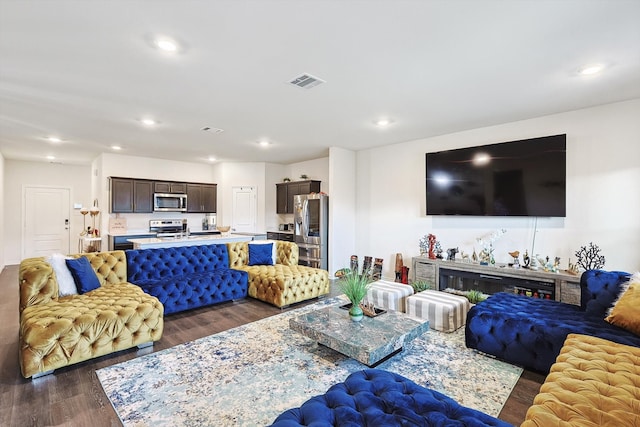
[97,297,522,426]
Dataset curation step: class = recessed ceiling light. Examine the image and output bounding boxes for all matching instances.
[155,37,179,53]
[46,155,55,160]
[579,63,605,76]
[374,118,394,127]
[47,136,62,143]
[207,156,216,162]
[111,145,122,151]
[258,140,271,147]
[141,118,157,126]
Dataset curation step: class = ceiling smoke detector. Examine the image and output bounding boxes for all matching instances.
[201,126,225,134]
[288,73,325,89]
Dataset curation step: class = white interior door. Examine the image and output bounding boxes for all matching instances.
[24,186,71,258]
[232,186,256,233]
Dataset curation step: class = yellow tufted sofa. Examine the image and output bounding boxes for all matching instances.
[227,241,330,308]
[19,250,164,379]
[522,333,640,426]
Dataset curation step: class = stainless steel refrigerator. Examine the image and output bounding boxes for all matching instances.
[293,193,328,270]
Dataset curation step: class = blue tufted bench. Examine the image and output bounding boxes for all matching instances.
[270,369,511,426]
[465,269,640,373]
[126,244,248,315]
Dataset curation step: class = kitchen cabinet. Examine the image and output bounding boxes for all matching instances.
[154,181,187,194]
[276,180,321,213]
[110,178,153,213]
[187,183,217,213]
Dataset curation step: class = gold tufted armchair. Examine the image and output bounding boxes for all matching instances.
[19,250,164,378]
[227,241,330,307]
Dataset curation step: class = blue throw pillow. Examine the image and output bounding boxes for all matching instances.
[248,242,274,266]
[65,256,101,293]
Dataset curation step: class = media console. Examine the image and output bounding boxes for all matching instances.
[411,256,581,305]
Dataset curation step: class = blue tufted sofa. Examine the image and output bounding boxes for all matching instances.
[126,244,248,315]
[465,269,640,373]
[270,369,510,426]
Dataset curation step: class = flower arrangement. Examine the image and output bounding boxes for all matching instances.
[476,229,506,264]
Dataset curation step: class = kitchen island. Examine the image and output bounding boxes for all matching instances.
[128,234,253,249]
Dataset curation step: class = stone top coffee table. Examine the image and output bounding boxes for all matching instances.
[290,304,429,367]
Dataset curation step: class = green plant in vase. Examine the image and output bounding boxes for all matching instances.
[339,270,372,321]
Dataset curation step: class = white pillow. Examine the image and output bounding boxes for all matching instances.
[249,240,278,264]
[47,253,78,297]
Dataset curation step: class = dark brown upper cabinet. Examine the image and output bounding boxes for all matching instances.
[276,180,321,213]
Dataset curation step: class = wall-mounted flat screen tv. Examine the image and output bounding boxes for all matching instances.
[426,134,566,217]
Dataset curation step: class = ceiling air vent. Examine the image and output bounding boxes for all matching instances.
[201,126,224,134]
[288,73,325,89]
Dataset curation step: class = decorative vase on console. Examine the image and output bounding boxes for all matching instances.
[339,269,372,322]
[428,234,437,259]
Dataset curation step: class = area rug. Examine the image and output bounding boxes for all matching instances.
[97,297,522,426]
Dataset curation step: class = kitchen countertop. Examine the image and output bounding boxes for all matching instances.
[108,229,222,237]
[267,230,294,235]
[128,234,253,249]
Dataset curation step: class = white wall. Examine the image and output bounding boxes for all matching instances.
[355,99,640,280]
[288,158,330,194]
[265,163,287,231]
[328,147,357,275]
[0,152,5,271]
[212,158,330,234]
[214,162,267,232]
[3,160,92,264]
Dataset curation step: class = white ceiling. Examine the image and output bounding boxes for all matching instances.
[1,0,639,166]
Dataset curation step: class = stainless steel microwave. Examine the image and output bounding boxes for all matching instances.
[153,193,187,212]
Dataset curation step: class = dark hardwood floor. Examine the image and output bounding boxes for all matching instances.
[0,265,544,426]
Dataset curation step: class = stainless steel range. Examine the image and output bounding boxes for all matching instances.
[149,219,187,238]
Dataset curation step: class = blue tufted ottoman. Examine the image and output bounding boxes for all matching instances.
[270,369,511,426]
[465,270,639,373]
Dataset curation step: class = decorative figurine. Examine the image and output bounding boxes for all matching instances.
[508,250,520,268]
[446,247,459,261]
[523,250,530,268]
[567,258,580,275]
[362,256,373,278]
[472,248,478,263]
[401,266,410,284]
[479,244,495,265]
[435,241,444,259]
[541,256,556,272]
[372,258,383,281]
[350,255,359,274]
[395,253,403,282]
